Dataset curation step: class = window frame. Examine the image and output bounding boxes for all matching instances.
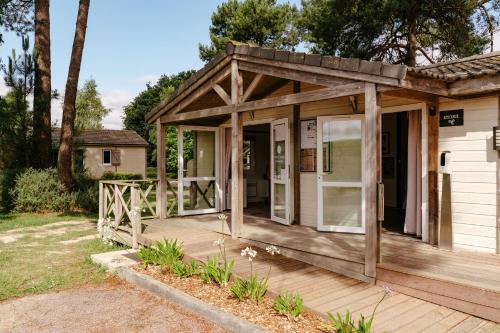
[102,149,112,166]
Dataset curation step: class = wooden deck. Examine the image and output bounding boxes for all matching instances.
[134,218,500,332]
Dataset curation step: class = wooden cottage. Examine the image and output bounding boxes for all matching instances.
[101,43,500,322]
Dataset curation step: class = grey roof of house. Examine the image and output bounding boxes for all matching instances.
[51,128,148,147]
[407,51,500,81]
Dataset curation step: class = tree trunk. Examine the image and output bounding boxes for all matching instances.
[32,0,52,169]
[57,0,90,190]
[406,19,417,67]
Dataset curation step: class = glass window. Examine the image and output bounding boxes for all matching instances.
[243,139,254,171]
[102,150,111,165]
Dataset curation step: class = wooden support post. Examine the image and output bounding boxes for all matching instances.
[114,184,122,226]
[364,83,382,278]
[231,59,243,238]
[496,96,499,254]
[428,103,439,245]
[293,81,301,225]
[156,119,167,219]
[98,181,104,221]
[131,186,141,249]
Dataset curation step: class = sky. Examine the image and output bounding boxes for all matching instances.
[0,1,498,130]
[0,0,301,129]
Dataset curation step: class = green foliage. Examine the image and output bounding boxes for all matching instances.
[230,274,269,303]
[75,79,110,131]
[199,0,300,62]
[171,259,200,278]
[0,35,34,169]
[72,172,99,212]
[10,168,73,213]
[300,0,497,66]
[0,168,23,211]
[123,71,195,166]
[100,172,143,180]
[138,239,184,268]
[273,291,303,321]
[327,310,375,333]
[201,256,235,287]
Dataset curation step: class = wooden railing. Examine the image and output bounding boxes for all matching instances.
[98,179,179,248]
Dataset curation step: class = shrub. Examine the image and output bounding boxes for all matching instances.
[274,292,304,321]
[101,171,143,180]
[171,259,200,278]
[10,168,73,213]
[72,171,99,212]
[138,239,184,268]
[201,256,234,287]
[0,168,23,211]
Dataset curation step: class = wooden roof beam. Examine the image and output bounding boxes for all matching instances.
[381,88,439,104]
[160,82,365,124]
[241,73,264,103]
[448,75,500,96]
[212,83,231,105]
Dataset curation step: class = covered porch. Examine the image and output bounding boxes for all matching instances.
[99,42,500,323]
[136,214,500,323]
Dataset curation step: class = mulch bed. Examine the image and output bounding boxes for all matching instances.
[133,264,331,333]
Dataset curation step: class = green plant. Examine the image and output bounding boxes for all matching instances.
[230,274,269,303]
[101,171,143,180]
[274,291,304,321]
[72,171,99,212]
[201,256,234,287]
[138,239,184,268]
[10,168,73,213]
[327,286,392,333]
[171,259,200,278]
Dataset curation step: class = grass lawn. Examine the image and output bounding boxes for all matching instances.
[0,213,127,301]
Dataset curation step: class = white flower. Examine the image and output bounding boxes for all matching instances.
[213,238,225,247]
[382,286,393,297]
[241,247,257,260]
[266,245,280,255]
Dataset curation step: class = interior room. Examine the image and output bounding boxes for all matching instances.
[225,123,271,219]
[382,110,422,238]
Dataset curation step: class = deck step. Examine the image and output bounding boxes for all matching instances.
[240,237,373,283]
[376,265,500,323]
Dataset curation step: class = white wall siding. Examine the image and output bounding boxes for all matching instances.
[438,96,499,253]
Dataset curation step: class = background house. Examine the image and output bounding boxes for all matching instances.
[52,129,148,179]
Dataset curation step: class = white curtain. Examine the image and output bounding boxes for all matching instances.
[224,128,232,208]
[404,110,422,236]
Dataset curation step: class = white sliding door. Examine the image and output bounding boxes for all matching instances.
[317,116,365,233]
[178,126,219,215]
[271,118,290,225]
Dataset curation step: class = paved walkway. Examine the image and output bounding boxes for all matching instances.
[0,280,226,333]
[144,222,500,333]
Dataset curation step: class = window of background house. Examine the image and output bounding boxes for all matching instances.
[102,149,111,165]
[243,138,255,171]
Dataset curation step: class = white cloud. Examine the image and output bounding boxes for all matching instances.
[0,79,9,96]
[129,73,161,86]
[101,89,134,129]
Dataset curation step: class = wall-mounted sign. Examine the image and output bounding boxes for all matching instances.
[439,109,464,127]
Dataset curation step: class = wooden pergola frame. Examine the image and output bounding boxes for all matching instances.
[149,49,499,278]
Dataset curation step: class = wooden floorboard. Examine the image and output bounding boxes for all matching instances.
[137,216,500,331]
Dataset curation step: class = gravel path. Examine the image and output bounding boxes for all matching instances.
[0,279,226,333]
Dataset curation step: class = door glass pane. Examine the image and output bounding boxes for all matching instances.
[323,187,362,227]
[273,183,286,219]
[183,130,215,178]
[273,123,286,180]
[182,180,215,211]
[322,120,361,182]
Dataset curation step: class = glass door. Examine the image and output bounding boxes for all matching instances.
[317,116,364,233]
[178,126,219,215]
[271,118,290,225]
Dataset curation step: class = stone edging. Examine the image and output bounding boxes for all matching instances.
[92,251,269,333]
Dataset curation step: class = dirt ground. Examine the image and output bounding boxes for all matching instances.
[0,278,227,333]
